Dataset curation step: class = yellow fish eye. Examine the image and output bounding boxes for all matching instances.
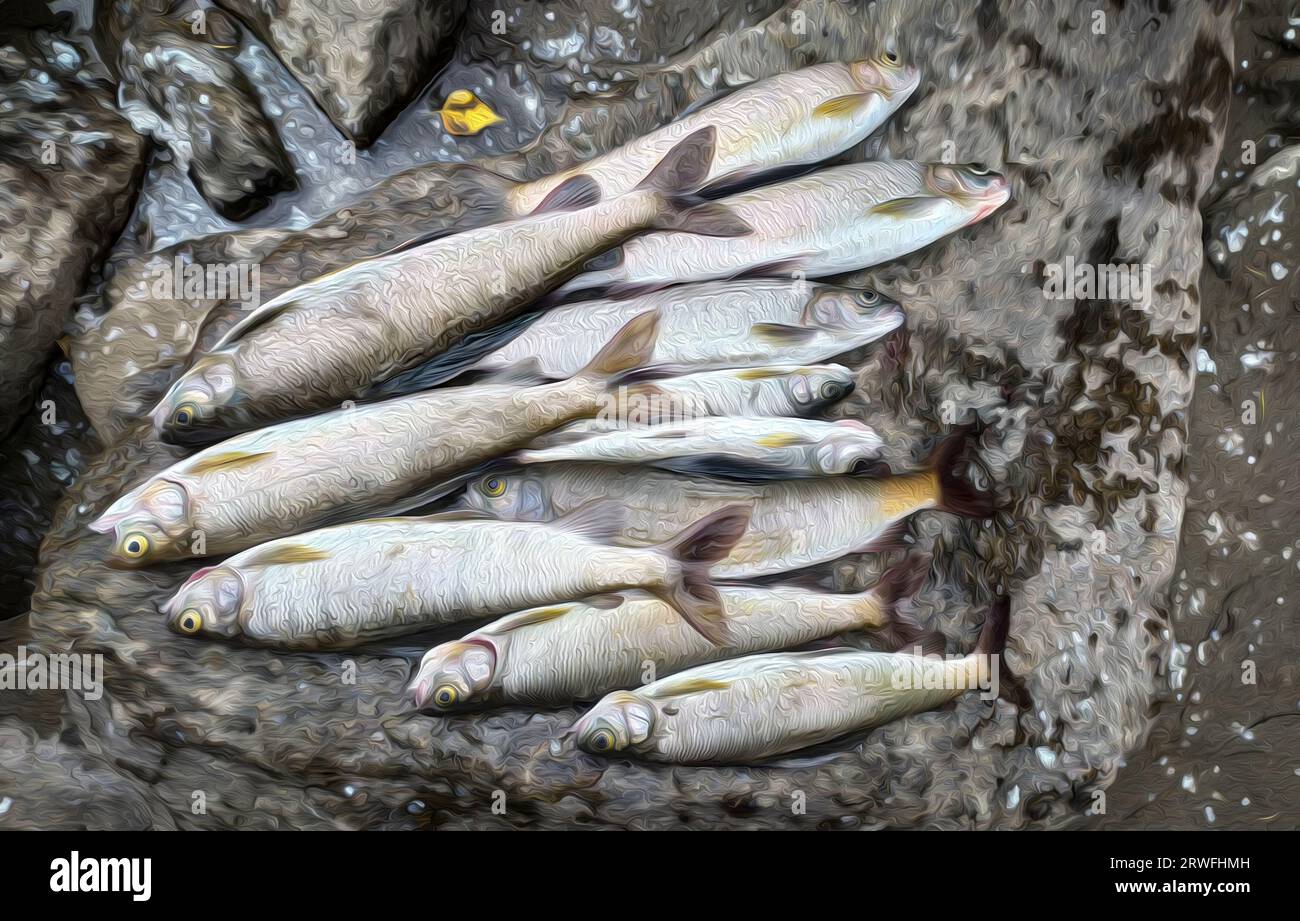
[433,685,459,708]
[172,402,199,427]
[589,729,616,752]
[479,476,507,498]
[121,533,151,559]
[176,609,203,634]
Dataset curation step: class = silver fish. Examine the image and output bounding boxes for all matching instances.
[515,417,884,477]
[507,57,920,216]
[152,127,749,441]
[467,280,903,380]
[455,435,989,579]
[162,504,752,648]
[91,312,661,567]
[407,556,929,710]
[529,364,857,442]
[558,161,1011,295]
[573,599,1009,763]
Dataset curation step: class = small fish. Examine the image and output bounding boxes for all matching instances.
[91,312,661,566]
[465,280,904,380]
[557,162,1011,295]
[407,555,931,710]
[529,364,857,442]
[163,504,752,648]
[456,433,991,579]
[507,57,920,216]
[514,417,884,477]
[152,127,749,441]
[436,89,502,136]
[573,598,1010,763]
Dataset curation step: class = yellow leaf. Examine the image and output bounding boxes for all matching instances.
[437,90,503,136]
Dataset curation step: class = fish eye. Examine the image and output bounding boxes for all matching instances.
[433,685,459,708]
[856,289,880,306]
[882,50,900,65]
[479,476,507,498]
[589,728,616,752]
[120,533,151,559]
[820,381,845,400]
[172,402,199,427]
[969,162,991,176]
[176,609,203,634]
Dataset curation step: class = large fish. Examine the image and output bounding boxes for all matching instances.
[514,417,884,478]
[406,556,931,710]
[558,162,1011,295]
[152,127,749,442]
[91,312,661,567]
[506,57,920,216]
[455,435,990,579]
[162,504,752,648]
[530,364,858,442]
[463,280,903,381]
[573,598,1009,763]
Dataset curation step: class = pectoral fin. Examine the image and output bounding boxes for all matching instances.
[187,450,274,475]
[751,323,818,345]
[813,93,876,119]
[869,196,942,219]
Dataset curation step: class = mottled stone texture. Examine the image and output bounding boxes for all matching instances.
[7,0,1230,828]
[0,30,142,436]
[94,0,295,219]
[217,0,467,146]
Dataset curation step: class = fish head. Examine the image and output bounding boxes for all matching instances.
[802,287,905,338]
[849,52,921,102]
[573,691,656,755]
[152,353,242,445]
[785,365,856,412]
[163,565,246,640]
[814,420,885,475]
[407,640,498,711]
[89,478,194,567]
[924,164,1011,225]
[459,469,552,520]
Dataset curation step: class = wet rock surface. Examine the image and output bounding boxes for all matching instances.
[217,0,468,147]
[94,0,295,220]
[0,28,145,439]
[1092,0,1300,828]
[1,0,1245,828]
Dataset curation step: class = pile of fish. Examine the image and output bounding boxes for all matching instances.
[92,56,1012,765]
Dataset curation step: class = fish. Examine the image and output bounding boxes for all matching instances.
[151,126,750,442]
[506,57,920,216]
[573,597,1010,763]
[162,504,752,649]
[557,161,1011,296]
[90,312,662,567]
[528,364,858,443]
[463,280,904,381]
[406,555,932,710]
[513,417,885,478]
[455,434,991,579]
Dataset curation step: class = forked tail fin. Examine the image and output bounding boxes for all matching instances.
[926,430,994,518]
[649,504,752,645]
[635,126,752,237]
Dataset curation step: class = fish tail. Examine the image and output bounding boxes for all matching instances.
[868,554,946,656]
[649,504,752,646]
[928,429,994,518]
[577,309,661,379]
[634,126,752,237]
